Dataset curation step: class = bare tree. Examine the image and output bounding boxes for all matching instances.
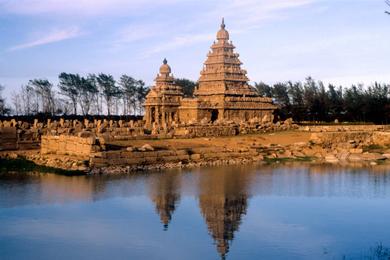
[11,91,22,115]
[19,85,35,115]
[28,79,55,114]
[0,84,9,115]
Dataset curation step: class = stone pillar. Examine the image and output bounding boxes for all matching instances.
[161,108,167,129]
[218,109,224,121]
[168,112,173,125]
[154,106,159,125]
[144,107,151,129]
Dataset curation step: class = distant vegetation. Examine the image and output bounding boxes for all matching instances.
[7,73,148,117]
[0,73,198,118]
[386,0,390,14]
[255,77,390,124]
[1,75,390,124]
[0,84,9,116]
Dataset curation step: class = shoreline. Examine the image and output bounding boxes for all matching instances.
[3,127,390,175]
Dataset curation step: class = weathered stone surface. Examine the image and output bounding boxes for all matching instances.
[139,144,154,152]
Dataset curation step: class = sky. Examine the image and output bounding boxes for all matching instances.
[0,0,389,99]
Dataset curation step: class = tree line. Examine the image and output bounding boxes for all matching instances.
[255,77,390,124]
[9,73,148,116]
[2,76,390,124]
[2,75,198,117]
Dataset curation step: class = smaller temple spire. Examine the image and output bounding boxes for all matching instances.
[221,18,225,29]
[163,58,168,65]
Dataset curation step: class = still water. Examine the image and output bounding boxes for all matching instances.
[1,165,390,260]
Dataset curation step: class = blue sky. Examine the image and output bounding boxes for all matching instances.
[0,0,389,99]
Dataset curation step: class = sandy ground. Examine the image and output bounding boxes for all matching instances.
[111,130,311,150]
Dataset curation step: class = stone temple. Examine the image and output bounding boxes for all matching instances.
[144,19,276,129]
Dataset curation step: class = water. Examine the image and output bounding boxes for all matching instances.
[1,165,390,260]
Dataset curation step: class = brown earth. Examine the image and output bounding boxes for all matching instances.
[110,131,311,150]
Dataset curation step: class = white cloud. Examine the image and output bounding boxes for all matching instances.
[0,0,182,16]
[8,27,82,51]
[144,33,214,57]
[111,23,166,51]
[208,0,316,29]
[141,0,317,56]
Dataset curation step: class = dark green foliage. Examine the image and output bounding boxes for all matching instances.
[175,78,198,97]
[0,158,85,175]
[256,78,390,124]
[254,82,272,97]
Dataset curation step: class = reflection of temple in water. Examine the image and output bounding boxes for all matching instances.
[197,167,253,259]
[148,172,181,230]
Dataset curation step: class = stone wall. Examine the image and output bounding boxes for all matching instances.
[310,132,372,147]
[0,127,17,150]
[0,118,145,151]
[301,125,387,132]
[90,146,258,170]
[174,125,239,138]
[0,117,299,152]
[41,135,99,158]
[372,132,390,146]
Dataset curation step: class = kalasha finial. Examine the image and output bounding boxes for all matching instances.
[163,58,168,64]
[221,17,225,29]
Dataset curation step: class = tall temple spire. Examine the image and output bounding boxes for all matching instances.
[221,17,225,29]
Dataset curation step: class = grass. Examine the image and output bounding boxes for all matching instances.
[363,144,386,153]
[264,156,314,164]
[0,158,86,176]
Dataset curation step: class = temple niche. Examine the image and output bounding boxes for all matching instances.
[144,19,276,128]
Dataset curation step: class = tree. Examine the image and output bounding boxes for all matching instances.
[11,91,22,116]
[96,74,119,115]
[135,81,148,115]
[386,0,390,14]
[327,84,343,121]
[19,85,35,115]
[28,79,55,114]
[58,73,80,115]
[271,82,291,120]
[0,84,9,116]
[344,85,365,122]
[79,75,98,115]
[118,75,138,115]
[254,82,272,97]
[287,81,305,121]
[175,78,197,98]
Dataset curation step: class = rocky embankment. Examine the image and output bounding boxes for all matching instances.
[3,127,390,175]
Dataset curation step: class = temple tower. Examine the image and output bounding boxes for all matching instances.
[195,18,252,97]
[179,19,276,124]
[144,59,183,129]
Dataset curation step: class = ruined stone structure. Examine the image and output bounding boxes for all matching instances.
[144,19,277,128]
